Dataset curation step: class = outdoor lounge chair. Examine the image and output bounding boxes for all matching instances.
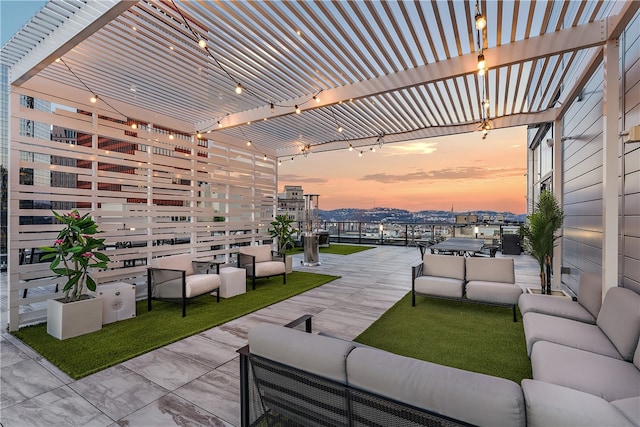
[147,253,221,317]
[237,245,286,290]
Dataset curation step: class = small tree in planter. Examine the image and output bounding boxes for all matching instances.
[40,210,111,339]
[520,191,564,294]
[40,210,111,301]
[269,214,298,254]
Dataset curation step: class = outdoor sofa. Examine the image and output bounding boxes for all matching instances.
[411,253,523,321]
[238,316,638,427]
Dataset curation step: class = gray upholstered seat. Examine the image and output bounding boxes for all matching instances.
[519,272,601,324]
[238,245,286,290]
[413,254,465,299]
[147,253,220,317]
[523,287,640,360]
[530,340,640,401]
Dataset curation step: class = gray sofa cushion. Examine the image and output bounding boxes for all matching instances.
[521,379,635,427]
[466,281,522,305]
[422,253,465,280]
[465,257,515,284]
[518,293,597,324]
[414,276,465,298]
[248,323,355,384]
[596,287,640,361]
[346,347,525,427]
[523,312,624,359]
[531,341,640,401]
[578,272,603,318]
[612,397,640,426]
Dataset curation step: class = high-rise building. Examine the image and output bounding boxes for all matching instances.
[277,185,305,222]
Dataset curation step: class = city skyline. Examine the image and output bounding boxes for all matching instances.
[279,125,528,214]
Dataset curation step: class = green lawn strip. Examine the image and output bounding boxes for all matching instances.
[286,243,375,256]
[13,271,339,380]
[355,293,532,383]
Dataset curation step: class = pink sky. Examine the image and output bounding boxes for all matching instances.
[279,126,528,214]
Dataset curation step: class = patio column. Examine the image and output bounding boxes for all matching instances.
[602,39,620,297]
[552,120,563,289]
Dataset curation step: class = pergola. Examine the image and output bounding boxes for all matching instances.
[3,0,637,157]
[2,1,639,331]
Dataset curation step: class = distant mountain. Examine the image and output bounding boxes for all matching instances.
[319,208,525,224]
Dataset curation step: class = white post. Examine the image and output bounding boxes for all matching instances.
[602,39,620,298]
[552,120,563,289]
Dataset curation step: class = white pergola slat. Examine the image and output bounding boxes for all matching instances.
[4,0,639,157]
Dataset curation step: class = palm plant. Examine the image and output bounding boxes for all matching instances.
[520,191,564,294]
[269,215,298,254]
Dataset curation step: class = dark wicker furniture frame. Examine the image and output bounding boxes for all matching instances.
[237,315,473,427]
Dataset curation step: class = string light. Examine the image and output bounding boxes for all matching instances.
[198,39,207,49]
[338,126,343,132]
[348,144,354,151]
[477,53,486,70]
[235,83,242,94]
[359,151,363,157]
[169,133,174,140]
[131,122,137,129]
[218,121,222,128]
[295,105,301,114]
[90,94,98,103]
[196,131,202,138]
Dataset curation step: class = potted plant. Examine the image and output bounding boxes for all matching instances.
[40,210,111,339]
[269,215,298,273]
[520,191,564,294]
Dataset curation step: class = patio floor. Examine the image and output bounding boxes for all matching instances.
[1,245,541,426]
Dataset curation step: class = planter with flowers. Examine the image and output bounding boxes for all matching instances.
[40,210,111,340]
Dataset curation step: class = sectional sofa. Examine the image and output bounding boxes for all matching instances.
[239,310,639,426]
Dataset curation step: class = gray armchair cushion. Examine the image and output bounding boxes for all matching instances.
[596,287,640,361]
[253,261,286,277]
[422,254,465,280]
[465,257,515,284]
[154,274,220,299]
[521,379,635,427]
[518,293,596,324]
[531,341,640,401]
[249,323,355,384]
[523,312,623,359]
[347,347,525,427]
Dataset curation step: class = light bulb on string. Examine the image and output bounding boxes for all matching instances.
[337,125,343,132]
[90,94,98,103]
[169,133,174,140]
[218,121,222,128]
[196,131,202,138]
[359,151,363,157]
[348,144,353,152]
[477,53,486,70]
[475,13,486,30]
[235,83,243,94]
[295,105,301,114]
[278,159,282,165]
[131,122,137,129]
[247,141,251,146]
[198,39,207,49]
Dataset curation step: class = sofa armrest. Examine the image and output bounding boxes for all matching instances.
[237,252,256,274]
[412,262,424,280]
[521,379,636,427]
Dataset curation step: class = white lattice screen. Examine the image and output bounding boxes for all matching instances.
[8,89,276,330]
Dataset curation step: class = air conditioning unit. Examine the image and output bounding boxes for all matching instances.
[91,282,136,324]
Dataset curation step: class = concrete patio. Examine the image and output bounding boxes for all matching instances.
[1,245,540,426]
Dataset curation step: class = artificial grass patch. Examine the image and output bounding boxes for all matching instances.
[286,243,375,256]
[355,293,532,383]
[13,271,339,380]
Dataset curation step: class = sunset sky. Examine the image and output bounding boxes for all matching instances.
[279,126,528,214]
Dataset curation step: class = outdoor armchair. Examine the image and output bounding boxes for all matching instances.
[237,244,286,290]
[147,253,221,317]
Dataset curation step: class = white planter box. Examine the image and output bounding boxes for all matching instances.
[47,296,103,340]
[285,255,293,274]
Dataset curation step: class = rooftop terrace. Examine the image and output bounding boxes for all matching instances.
[1,245,540,426]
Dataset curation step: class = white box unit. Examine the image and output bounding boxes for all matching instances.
[91,282,136,324]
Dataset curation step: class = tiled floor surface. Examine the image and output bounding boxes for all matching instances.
[1,245,540,426]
